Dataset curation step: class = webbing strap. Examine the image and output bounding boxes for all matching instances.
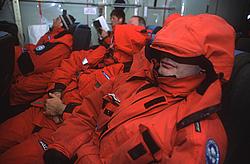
[144,96,166,109]
[128,125,160,160]
[140,125,160,155]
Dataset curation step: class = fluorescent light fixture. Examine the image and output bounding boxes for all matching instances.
[247,14,250,20]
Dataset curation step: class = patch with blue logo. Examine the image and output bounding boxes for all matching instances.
[206,139,220,164]
[35,45,45,51]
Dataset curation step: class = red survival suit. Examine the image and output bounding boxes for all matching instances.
[46,14,235,164]
[0,25,148,163]
[84,24,149,68]
[10,27,73,106]
[47,24,148,102]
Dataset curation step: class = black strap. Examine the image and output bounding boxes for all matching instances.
[136,83,157,94]
[34,41,71,56]
[100,124,108,136]
[140,125,160,155]
[128,143,147,160]
[196,72,218,95]
[176,105,220,130]
[128,125,160,161]
[144,96,166,109]
[54,30,71,39]
[102,99,108,109]
[48,83,67,94]
[127,76,150,82]
[54,83,67,91]
[70,154,78,163]
[64,103,81,113]
[123,61,132,72]
[17,51,34,75]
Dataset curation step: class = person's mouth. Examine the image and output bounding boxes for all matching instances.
[161,61,176,69]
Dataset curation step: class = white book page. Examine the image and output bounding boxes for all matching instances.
[95,16,110,32]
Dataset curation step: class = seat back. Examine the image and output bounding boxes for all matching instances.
[0,31,15,122]
[0,31,15,98]
[72,24,91,51]
[0,21,19,45]
[146,25,162,44]
[236,37,250,52]
[220,52,250,163]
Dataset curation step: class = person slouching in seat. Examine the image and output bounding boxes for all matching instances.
[43,14,235,164]
[10,12,76,106]
[0,24,149,163]
[98,8,126,48]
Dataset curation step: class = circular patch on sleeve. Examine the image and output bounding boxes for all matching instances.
[206,139,220,164]
[35,45,45,51]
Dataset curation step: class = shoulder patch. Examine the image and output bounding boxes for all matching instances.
[35,45,45,51]
[206,139,220,164]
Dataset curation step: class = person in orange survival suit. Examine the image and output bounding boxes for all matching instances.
[42,14,235,164]
[10,12,76,106]
[76,24,149,70]
[163,13,181,26]
[0,24,148,163]
[98,8,126,48]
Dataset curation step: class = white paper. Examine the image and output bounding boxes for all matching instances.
[95,16,110,32]
[84,7,97,15]
[28,24,49,44]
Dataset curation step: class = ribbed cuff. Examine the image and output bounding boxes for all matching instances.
[48,83,66,95]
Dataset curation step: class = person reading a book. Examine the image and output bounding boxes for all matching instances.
[99,9,125,45]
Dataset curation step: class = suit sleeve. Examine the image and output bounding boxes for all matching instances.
[50,50,86,87]
[48,46,108,92]
[73,135,102,164]
[83,45,108,67]
[164,114,227,164]
[48,79,115,159]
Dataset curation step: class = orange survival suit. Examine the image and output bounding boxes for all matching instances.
[47,24,148,103]
[10,27,73,106]
[0,24,148,163]
[44,14,235,164]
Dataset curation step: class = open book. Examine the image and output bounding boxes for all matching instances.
[93,16,110,34]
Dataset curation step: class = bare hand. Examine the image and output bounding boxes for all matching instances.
[46,115,64,124]
[44,93,66,116]
[101,29,108,38]
[52,116,64,124]
[51,91,62,99]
